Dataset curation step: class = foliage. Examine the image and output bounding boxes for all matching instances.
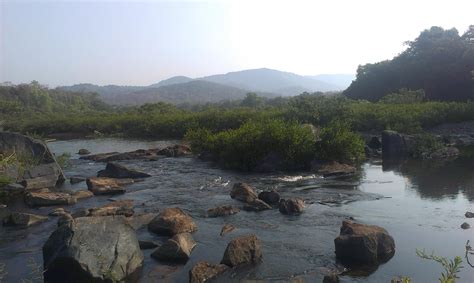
[345,26,474,101]
[416,249,464,283]
[316,120,366,163]
[380,89,426,104]
[412,134,445,159]
[55,153,71,169]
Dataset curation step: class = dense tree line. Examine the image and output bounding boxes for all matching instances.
[344,26,474,101]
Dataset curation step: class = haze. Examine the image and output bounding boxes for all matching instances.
[1,0,473,87]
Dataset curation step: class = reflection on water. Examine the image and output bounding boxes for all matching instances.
[0,138,472,282]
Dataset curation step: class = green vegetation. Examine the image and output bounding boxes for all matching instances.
[345,26,474,101]
[55,153,71,169]
[416,249,464,283]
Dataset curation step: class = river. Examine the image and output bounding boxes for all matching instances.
[0,138,473,282]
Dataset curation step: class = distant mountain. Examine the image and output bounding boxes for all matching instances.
[58,68,355,105]
[200,68,342,95]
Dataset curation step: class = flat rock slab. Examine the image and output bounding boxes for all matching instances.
[88,200,134,217]
[86,177,133,195]
[25,191,77,207]
[43,216,144,283]
[3,212,48,227]
[97,162,151,179]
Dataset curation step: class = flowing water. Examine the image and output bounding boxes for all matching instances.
[0,138,473,282]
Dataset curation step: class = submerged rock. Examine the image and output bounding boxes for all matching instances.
[461,222,470,229]
[230,183,258,203]
[139,240,159,250]
[151,233,196,262]
[243,199,272,212]
[43,216,144,283]
[258,190,280,205]
[86,177,132,195]
[279,198,305,215]
[189,261,229,283]
[207,205,240,218]
[220,224,236,236]
[97,162,151,179]
[3,212,48,227]
[221,234,262,267]
[77,149,90,155]
[148,207,197,236]
[334,220,395,266]
[69,176,85,184]
[25,191,77,207]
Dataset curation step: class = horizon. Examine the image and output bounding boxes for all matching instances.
[1,0,473,87]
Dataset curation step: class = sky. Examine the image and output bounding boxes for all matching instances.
[0,0,473,87]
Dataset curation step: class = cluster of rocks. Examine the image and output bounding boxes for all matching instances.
[79,144,191,162]
[461,211,473,230]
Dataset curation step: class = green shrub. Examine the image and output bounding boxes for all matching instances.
[412,134,445,159]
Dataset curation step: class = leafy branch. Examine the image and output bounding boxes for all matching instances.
[416,249,463,283]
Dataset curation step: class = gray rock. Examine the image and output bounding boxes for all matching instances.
[43,216,144,283]
[382,130,414,160]
[139,240,159,250]
[97,162,151,179]
[466,211,474,218]
[258,190,280,205]
[334,220,395,266]
[148,207,197,236]
[461,222,470,229]
[230,183,257,203]
[3,212,48,227]
[151,233,196,262]
[279,198,305,215]
[221,234,262,267]
[77,149,90,155]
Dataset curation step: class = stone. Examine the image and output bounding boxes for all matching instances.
[382,130,414,160]
[77,149,90,155]
[334,220,395,266]
[230,183,257,203]
[57,213,74,227]
[25,191,77,207]
[43,216,144,283]
[86,177,132,195]
[258,190,280,205]
[220,224,236,236]
[88,200,134,217]
[189,261,229,283]
[49,208,68,217]
[70,176,85,184]
[97,162,151,179]
[151,233,196,262]
[20,175,60,190]
[73,190,94,200]
[139,240,159,250]
[125,213,157,230]
[312,161,356,178]
[2,183,25,196]
[243,199,272,212]
[323,274,340,283]
[207,205,240,218]
[148,207,197,236]
[157,145,191,157]
[279,198,305,215]
[461,222,470,229]
[466,211,474,218]
[221,234,262,267]
[3,212,48,227]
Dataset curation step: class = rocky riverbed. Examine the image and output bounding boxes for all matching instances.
[0,137,473,282]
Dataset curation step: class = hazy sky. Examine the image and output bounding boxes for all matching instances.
[1,0,473,87]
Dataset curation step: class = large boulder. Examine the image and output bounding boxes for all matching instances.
[258,190,280,205]
[382,130,414,160]
[97,162,151,179]
[189,261,229,283]
[334,221,395,266]
[151,233,196,262]
[279,198,305,215]
[230,183,257,203]
[148,207,197,236]
[0,132,65,186]
[25,190,77,207]
[43,216,144,283]
[86,177,133,195]
[221,234,262,267]
[3,212,48,227]
[207,205,240,218]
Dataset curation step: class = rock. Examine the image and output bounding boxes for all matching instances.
[382,130,414,160]
[70,176,85,184]
[71,209,90,219]
[20,175,61,190]
[151,233,196,262]
[43,216,144,283]
[2,183,25,196]
[125,213,157,230]
[279,198,305,215]
[157,145,191,157]
[230,183,257,203]
[88,200,134,217]
[207,205,240,218]
[49,208,68,216]
[368,136,382,149]
[79,148,160,162]
[139,240,159,250]
[220,224,236,236]
[73,190,94,200]
[258,190,280,205]
[57,213,74,227]
[25,191,77,207]
[148,207,197,236]
[334,220,395,265]
[461,222,470,229]
[221,234,262,267]
[243,199,272,212]
[0,132,65,186]
[3,212,48,227]
[466,211,474,218]
[323,274,340,283]
[97,162,151,179]
[77,149,90,155]
[312,161,356,178]
[86,177,132,195]
[189,261,229,283]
